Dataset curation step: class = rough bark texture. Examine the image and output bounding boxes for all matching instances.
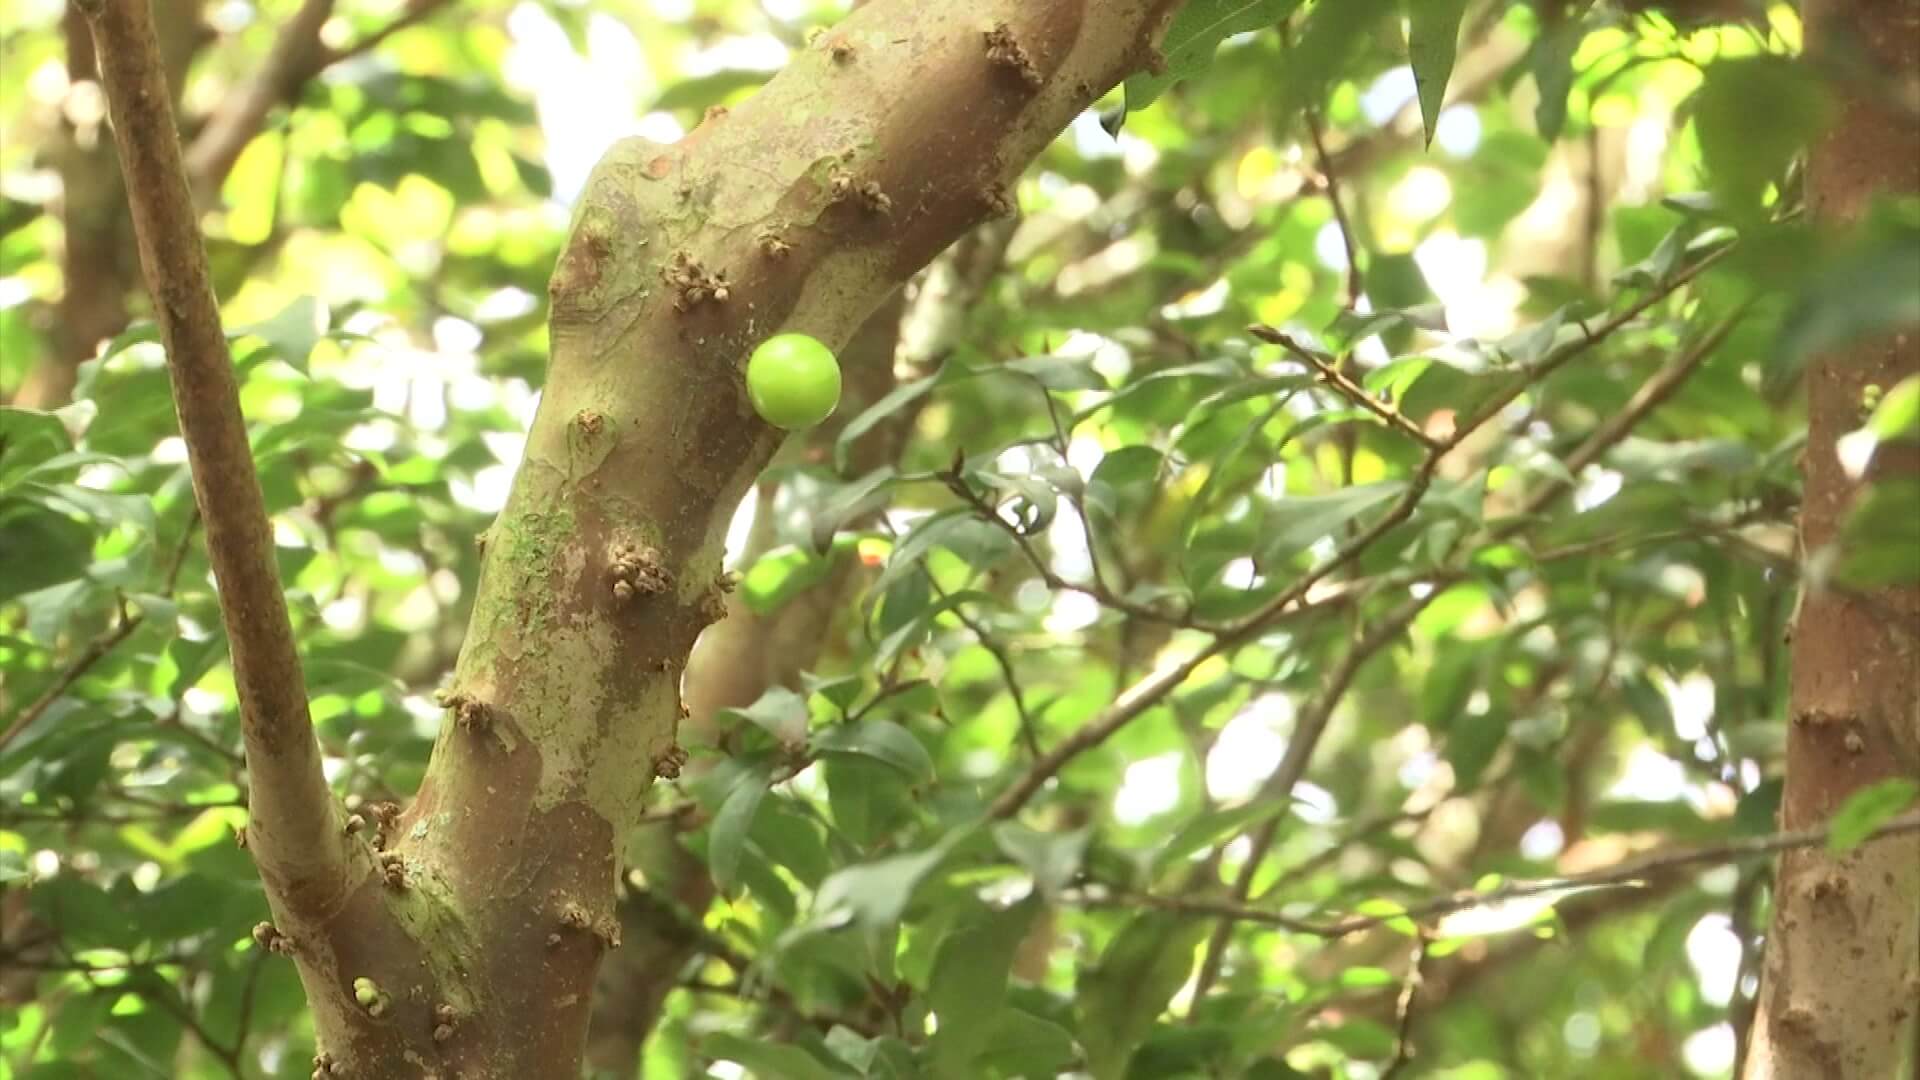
[1742,0,1920,1075]
[295,3,1168,1074]
[583,217,1016,1073]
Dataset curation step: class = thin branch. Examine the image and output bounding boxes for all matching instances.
[80,0,351,916]
[1305,106,1364,309]
[1250,325,1440,450]
[182,0,451,193]
[0,600,141,750]
[1191,309,1744,991]
[0,516,199,753]
[932,577,1042,758]
[987,246,1731,821]
[1078,810,1920,937]
[1379,931,1433,1080]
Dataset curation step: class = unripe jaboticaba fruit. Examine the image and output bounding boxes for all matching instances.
[747,333,841,430]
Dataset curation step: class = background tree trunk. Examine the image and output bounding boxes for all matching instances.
[1742,0,1920,1074]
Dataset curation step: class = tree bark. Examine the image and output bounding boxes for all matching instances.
[87,0,1180,1073]
[1742,1,1920,1075]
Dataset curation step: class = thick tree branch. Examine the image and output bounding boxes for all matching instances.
[183,0,451,193]
[78,0,351,918]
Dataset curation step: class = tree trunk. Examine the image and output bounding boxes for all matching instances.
[101,2,1179,1074]
[1742,0,1920,1075]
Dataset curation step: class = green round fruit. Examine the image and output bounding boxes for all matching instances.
[747,333,841,430]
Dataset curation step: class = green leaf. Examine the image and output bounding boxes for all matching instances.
[1695,57,1828,220]
[927,897,1041,1076]
[1079,912,1210,1080]
[978,1009,1080,1077]
[835,365,954,474]
[1827,779,1919,852]
[1258,481,1405,563]
[814,719,934,782]
[810,833,968,933]
[1867,376,1920,442]
[1834,479,1920,587]
[1407,0,1469,146]
[1123,0,1305,112]
[720,686,811,745]
[701,1032,855,1080]
[1150,802,1291,878]
[1530,14,1586,142]
[232,296,329,372]
[741,543,840,615]
[0,407,75,488]
[709,765,771,895]
[1773,216,1920,385]
[874,589,997,671]
[993,822,1091,897]
[808,467,897,553]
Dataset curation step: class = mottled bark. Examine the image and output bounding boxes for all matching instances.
[586,221,1015,1073]
[256,3,1168,1074]
[1742,0,1920,1075]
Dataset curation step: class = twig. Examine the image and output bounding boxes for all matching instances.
[1191,309,1745,992]
[182,0,452,192]
[1379,931,1433,1079]
[81,0,350,918]
[0,600,141,750]
[1077,810,1920,937]
[0,516,200,752]
[930,577,1041,758]
[1305,106,1364,309]
[987,246,1731,822]
[1250,325,1440,449]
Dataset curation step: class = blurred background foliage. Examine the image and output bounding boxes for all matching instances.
[2,0,1917,1077]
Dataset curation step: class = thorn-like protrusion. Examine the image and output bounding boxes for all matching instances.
[379,851,408,890]
[856,180,892,215]
[981,182,1016,219]
[665,251,729,311]
[756,226,792,258]
[252,921,295,955]
[653,744,689,780]
[609,540,672,603]
[984,22,1041,89]
[437,690,493,733]
[555,900,622,950]
[312,1052,346,1079]
[574,409,605,437]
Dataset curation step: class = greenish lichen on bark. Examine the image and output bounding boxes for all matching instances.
[375,3,1189,1073]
